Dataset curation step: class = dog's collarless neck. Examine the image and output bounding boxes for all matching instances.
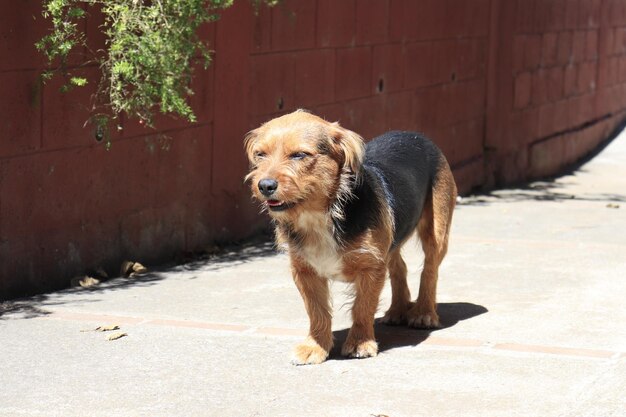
[279,211,334,244]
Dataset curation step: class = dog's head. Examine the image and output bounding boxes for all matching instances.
[244,110,365,220]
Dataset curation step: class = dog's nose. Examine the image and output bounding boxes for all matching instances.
[258,178,278,196]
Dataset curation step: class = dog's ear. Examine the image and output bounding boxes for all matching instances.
[244,128,260,162]
[329,123,365,176]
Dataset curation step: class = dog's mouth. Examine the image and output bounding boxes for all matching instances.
[265,199,295,212]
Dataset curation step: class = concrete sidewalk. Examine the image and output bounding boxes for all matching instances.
[1,133,625,417]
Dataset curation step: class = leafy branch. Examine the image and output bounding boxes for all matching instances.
[37,0,280,135]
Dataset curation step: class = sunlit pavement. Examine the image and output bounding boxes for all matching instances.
[1,133,625,417]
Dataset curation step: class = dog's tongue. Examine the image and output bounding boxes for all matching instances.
[267,200,282,207]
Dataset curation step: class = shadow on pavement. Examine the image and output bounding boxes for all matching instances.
[0,238,279,320]
[0,273,166,321]
[459,118,626,207]
[179,239,277,274]
[459,180,626,206]
[329,302,488,359]
[0,296,54,320]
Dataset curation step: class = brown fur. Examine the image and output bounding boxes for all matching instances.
[245,110,456,365]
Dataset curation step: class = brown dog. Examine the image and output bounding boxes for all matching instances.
[245,110,457,365]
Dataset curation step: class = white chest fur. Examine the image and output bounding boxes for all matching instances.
[294,212,348,282]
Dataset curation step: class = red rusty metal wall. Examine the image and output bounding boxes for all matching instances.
[1,0,625,299]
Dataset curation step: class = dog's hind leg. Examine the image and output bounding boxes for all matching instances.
[380,249,412,325]
[408,158,457,328]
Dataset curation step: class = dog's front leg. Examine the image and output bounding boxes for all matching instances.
[342,263,386,358]
[290,258,333,365]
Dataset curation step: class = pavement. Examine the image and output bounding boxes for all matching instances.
[1,133,626,417]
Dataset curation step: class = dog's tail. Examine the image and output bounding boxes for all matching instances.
[418,154,457,262]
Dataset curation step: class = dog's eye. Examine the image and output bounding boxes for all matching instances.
[289,152,309,160]
[254,151,267,159]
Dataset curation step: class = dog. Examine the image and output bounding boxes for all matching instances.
[244,109,457,365]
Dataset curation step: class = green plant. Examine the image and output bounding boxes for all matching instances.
[37,0,280,132]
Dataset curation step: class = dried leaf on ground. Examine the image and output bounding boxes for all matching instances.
[80,324,120,332]
[121,261,148,278]
[131,262,147,274]
[71,276,100,288]
[120,261,134,277]
[606,203,620,209]
[106,332,128,341]
[96,325,120,332]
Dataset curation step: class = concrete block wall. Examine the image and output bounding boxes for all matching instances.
[246,0,490,194]
[487,0,626,183]
[1,0,624,299]
[0,0,228,298]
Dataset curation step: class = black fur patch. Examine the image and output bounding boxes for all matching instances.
[333,131,443,249]
[332,170,383,244]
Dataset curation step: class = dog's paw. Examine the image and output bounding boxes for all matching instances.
[379,307,409,326]
[341,339,378,359]
[291,340,329,365]
[407,307,440,329]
